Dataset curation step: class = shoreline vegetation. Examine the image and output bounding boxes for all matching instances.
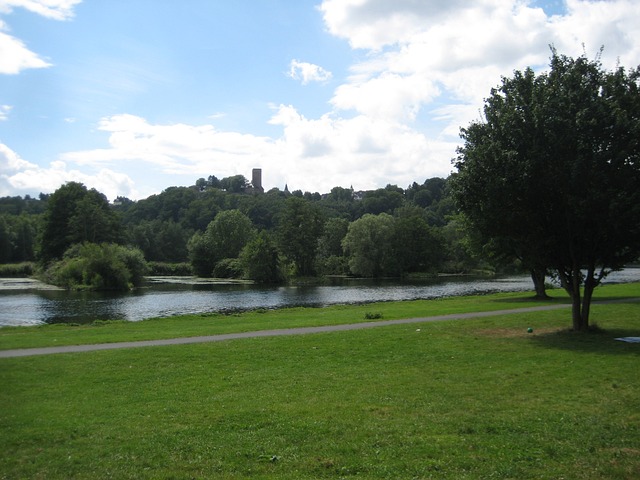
[1,283,639,478]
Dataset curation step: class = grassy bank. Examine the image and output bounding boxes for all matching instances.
[1,284,639,478]
[1,284,639,351]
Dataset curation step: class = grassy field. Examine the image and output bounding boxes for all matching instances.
[1,284,639,479]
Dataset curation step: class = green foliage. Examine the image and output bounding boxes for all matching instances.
[315,217,349,275]
[128,220,190,262]
[188,210,256,277]
[212,258,244,279]
[146,262,192,276]
[361,186,404,215]
[38,182,122,263]
[0,194,47,215]
[45,243,148,291]
[220,174,249,193]
[0,213,39,262]
[240,231,283,283]
[3,167,525,283]
[453,50,640,329]
[207,210,256,260]
[342,213,398,277]
[187,231,212,276]
[0,262,34,276]
[393,206,444,273]
[277,197,324,276]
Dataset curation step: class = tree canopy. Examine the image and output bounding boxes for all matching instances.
[452,50,640,330]
[38,182,122,263]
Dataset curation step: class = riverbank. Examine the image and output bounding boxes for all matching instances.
[2,284,639,479]
[4,268,640,327]
[1,282,638,351]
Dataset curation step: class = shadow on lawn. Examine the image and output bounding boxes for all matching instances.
[493,294,640,306]
[491,294,570,304]
[528,327,640,356]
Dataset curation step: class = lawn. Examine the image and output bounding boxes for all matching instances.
[1,284,639,479]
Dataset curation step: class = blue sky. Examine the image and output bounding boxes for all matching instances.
[1,0,639,200]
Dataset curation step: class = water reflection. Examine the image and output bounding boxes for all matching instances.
[0,269,638,327]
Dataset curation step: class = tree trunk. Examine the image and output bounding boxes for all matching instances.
[579,265,602,331]
[560,266,588,331]
[530,267,549,299]
[570,266,591,332]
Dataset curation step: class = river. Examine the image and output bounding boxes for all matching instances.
[1,269,639,327]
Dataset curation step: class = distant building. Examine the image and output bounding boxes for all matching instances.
[247,168,264,194]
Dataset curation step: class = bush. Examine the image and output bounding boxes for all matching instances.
[213,258,243,279]
[45,243,148,291]
[316,255,348,276]
[0,262,35,276]
[147,262,193,276]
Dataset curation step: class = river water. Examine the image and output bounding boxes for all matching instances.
[1,269,639,327]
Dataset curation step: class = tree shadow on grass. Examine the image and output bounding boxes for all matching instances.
[492,295,570,304]
[528,327,640,356]
[493,294,640,305]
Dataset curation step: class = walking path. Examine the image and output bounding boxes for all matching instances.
[1,299,637,358]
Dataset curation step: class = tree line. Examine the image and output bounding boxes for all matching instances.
[0,175,497,286]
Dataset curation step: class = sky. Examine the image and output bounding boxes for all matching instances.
[1,0,639,201]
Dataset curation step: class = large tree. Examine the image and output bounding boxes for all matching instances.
[342,213,398,277]
[452,50,640,331]
[38,182,121,263]
[276,197,324,276]
[188,210,255,276]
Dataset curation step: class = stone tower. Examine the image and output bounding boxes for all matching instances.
[251,168,264,193]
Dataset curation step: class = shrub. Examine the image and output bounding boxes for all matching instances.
[0,262,35,276]
[46,243,148,291]
[147,262,193,276]
[213,258,243,279]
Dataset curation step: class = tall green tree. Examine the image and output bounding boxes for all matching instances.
[316,217,349,275]
[188,210,255,276]
[38,182,121,263]
[240,231,282,283]
[393,206,443,273]
[452,50,640,330]
[277,197,324,276]
[342,213,398,277]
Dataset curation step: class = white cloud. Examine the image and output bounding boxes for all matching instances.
[55,109,454,197]
[319,0,486,50]
[331,71,440,122]
[0,0,81,74]
[0,104,12,120]
[0,27,50,73]
[60,114,277,195]
[0,0,81,20]
[268,104,454,190]
[0,143,137,200]
[550,0,640,69]
[318,0,640,145]
[288,60,333,84]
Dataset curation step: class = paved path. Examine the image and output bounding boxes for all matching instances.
[1,299,637,358]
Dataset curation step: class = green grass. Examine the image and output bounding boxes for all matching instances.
[1,284,639,478]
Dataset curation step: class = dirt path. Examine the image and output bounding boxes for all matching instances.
[1,303,583,358]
